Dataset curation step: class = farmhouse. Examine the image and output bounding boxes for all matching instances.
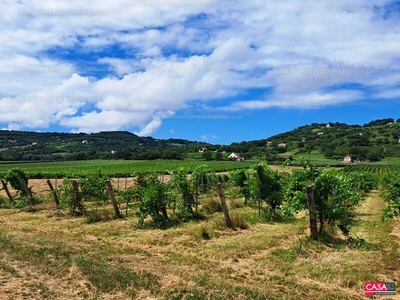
[278,143,287,147]
[266,141,272,148]
[227,152,244,161]
[199,147,208,152]
[344,154,352,163]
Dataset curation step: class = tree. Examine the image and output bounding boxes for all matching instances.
[202,151,213,161]
[215,151,223,161]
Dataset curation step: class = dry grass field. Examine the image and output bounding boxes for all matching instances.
[0,178,398,299]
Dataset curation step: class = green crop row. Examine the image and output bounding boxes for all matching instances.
[0,159,256,179]
[343,164,400,174]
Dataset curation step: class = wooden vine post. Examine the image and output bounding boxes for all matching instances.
[1,179,15,205]
[306,185,318,240]
[46,179,60,207]
[217,182,234,229]
[21,179,35,206]
[106,180,122,218]
[72,180,85,215]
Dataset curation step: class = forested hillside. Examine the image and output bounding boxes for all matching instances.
[0,131,211,161]
[219,118,400,162]
[1,117,399,162]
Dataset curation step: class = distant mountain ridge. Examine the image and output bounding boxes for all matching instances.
[1,117,399,162]
[0,130,211,161]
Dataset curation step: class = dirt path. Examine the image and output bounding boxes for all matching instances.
[350,190,400,299]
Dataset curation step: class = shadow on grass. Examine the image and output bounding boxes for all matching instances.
[318,230,379,251]
[138,211,209,230]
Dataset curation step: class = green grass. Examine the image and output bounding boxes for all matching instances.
[0,159,256,178]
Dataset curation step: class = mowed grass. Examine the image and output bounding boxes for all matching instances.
[0,191,398,299]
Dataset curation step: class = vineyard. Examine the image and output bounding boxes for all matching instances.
[0,159,255,179]
[343,164,400,174]
[0,160,399,299]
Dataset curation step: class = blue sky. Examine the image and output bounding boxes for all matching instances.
[1,1,400,144]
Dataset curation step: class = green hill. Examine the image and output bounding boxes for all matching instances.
[0,130,211,161]
[227,117,400,163]
[1,117,399,163]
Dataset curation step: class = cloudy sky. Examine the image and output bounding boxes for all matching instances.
[1,0,399,144]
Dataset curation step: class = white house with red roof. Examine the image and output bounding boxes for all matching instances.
[227,152,244,161]
[344,154,352,163]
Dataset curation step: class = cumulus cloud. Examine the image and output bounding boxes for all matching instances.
[0,0,399,135]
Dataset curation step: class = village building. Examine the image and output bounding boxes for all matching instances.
[227,152,244,161]
[344,154,352,163]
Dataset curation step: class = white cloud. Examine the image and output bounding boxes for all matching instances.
[222,90,365,111]
[0,0,399,135]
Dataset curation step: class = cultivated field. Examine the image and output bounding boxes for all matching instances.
[0,188,398,299]
[0,165,301,199]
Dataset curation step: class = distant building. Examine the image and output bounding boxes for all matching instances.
[199,147,208,152]
[344,154,352,163]
[278,143,287,147]
[317,132,324,135]
[326,124,331,128]
[32,142,38,146]
[82,140,88,144]
[227,152,244,161]
[266,141,273,148]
